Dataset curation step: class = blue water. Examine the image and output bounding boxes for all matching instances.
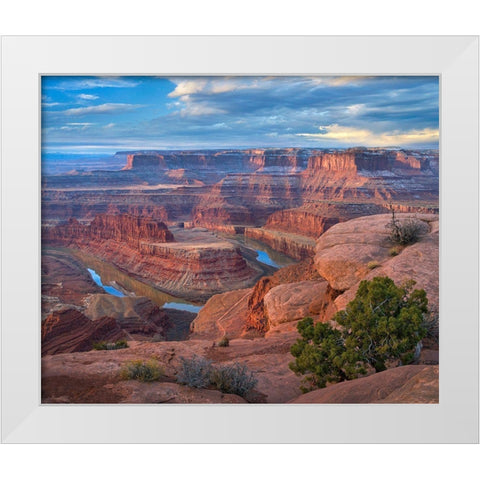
[255,249,279,268]
[163,302,203,314]
[87,268,202,312]
[87,268,125,297]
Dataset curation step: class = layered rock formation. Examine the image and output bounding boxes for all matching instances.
[42,148,438,235]
[43,214,175,247]
[41,308,125,356]
[301,148,438,203]
[264,202,389,239]
[244,228,316,260]
[43,216,261,301]
[41,146,440,404]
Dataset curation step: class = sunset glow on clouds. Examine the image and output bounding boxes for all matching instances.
[42,76,439,153]
[297,125,439,146]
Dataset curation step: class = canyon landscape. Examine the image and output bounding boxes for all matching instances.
[41,75,439,403]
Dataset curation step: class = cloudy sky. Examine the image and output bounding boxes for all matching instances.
[41,76,439,153]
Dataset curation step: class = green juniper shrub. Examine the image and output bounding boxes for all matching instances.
[289,276,429,392]
[120,359,163,382]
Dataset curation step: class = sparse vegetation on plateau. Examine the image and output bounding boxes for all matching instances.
[289,276,429,392]
[386,207,424,246]
[210,362,257,396]
[217,336,230,347]
[176,355,257,397]
[176,355,213,389]
[367,260,380,270]
[389,246,402,256]
[93,339,129,350]
[120,359,163,382]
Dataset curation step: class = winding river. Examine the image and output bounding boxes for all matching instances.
[76,237,295,315]
[87,268,125,297]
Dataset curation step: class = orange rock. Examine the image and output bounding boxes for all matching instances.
[289,365,438,403]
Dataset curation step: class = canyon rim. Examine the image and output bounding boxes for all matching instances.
[41,75,439,404]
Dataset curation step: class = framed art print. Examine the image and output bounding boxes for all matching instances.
[1,36,478,443]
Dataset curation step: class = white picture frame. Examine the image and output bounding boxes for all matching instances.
[1,35,478,443]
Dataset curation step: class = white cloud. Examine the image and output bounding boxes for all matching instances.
[104,123,115,129]
[346,104,365,115]
[49,78,140,91]
[168,79,208,97]
[42,102,62,107]
[297,124,439,146]
[78,93,99,100]
[168,77,253,98]
[58,122,95,131]
[62,103,144,116]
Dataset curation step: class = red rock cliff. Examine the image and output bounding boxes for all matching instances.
[122,153,167,170]
[43,214,175,247]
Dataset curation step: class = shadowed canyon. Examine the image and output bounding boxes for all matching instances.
[41,147,439,403]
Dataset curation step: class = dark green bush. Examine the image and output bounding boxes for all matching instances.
[290,276,429,391]
[120,359,163,382]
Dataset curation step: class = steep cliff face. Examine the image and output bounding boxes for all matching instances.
[301,148,438,202]
[42,148,439,229]
[122,153,167,170]
[244,228,316,260]
[265,208,337,239]
[264,203,389,239]
[43,214,175,247]
[246,148,310,172]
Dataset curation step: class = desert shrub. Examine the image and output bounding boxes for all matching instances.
[151,333,164,343]
[386,209,424,246]
[210,362,258,396]
[176,355,213,388]
[93,339,129,350]
[217,336,230,347]
[367,260,380,270]
[389,246,402,256]
[114,339,128,349]
[289,276,428,391]
[120,359,163,382]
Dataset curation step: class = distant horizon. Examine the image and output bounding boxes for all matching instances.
[42,144,440,158]
[42,76,439,154]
